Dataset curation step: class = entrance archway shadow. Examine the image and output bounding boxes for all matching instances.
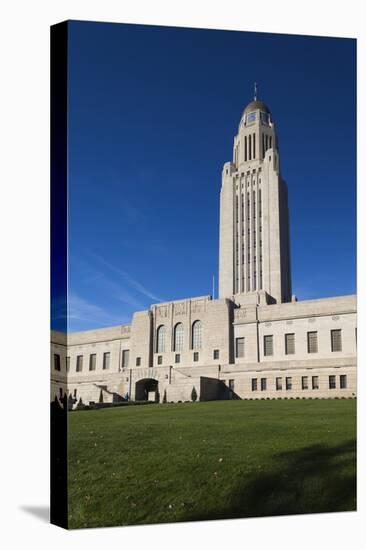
[135,378,159,401]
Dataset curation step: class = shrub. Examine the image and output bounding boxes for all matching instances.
[191,386,198,402]
[162,389,167,403]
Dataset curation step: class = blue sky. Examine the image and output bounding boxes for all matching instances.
[54,21,356,332]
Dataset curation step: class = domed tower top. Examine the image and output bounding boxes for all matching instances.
[239,84,273,127]
[233,84,277,169]
[243,99,271,115]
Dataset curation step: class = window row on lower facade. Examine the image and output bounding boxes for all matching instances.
[54,348,222,372]
[53,352,111,373]
[235,328,349,359]
[155,349,221,366]
[249,374,347,392]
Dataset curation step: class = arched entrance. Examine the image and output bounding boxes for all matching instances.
[135,378,159,402]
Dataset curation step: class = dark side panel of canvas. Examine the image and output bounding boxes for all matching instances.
[50,20,68,529]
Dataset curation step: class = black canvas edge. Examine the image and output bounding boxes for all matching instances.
[50,20,68,529]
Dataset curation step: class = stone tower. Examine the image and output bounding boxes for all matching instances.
[219,90,292,304]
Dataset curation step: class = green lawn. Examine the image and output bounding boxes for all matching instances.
[68,399,356,529]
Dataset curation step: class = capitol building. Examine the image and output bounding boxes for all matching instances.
[51,94,357,405]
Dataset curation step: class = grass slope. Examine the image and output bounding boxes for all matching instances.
[68,399,356,528]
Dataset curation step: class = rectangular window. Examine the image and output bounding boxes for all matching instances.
[247,111,257,124]
[157,355,162,365]
[285,333,295,355]
[89,353,96,371]
[286,377,292,390]
[302,376,308,390]
[54,354,61,371]
[340,374,347,389]
[136,357,141,367]
[193,352,199,362]
[76,355,83,372]
[329,375,336,389]
[264,335,273,356]
[66,356,70,373]
[235,337,245,358]
[251,378,258,391]
[260,378,267,391]
[122,349,129,369]
[260,111,269,126]
[312,376,319,390]
[331,329,342,352]
[307,331,318,354]
[213,349,220,360]
[103,352,110,370]
[276,377,282,390]
[175,353,180,364]
[229,379,235,391]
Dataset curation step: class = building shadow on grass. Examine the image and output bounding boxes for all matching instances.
[186,439,356,522]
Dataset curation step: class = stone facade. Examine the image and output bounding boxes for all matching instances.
[51,293,356,405]
[51,96,356,405]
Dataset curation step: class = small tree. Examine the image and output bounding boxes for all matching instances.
[67,393,74,410]
[99,389,104,403]
[61,393,68,410]
[76,397,84,410]
[191,386,198,402]
[162,389,167,403]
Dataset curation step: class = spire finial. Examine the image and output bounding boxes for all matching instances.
[254,82,258,101]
